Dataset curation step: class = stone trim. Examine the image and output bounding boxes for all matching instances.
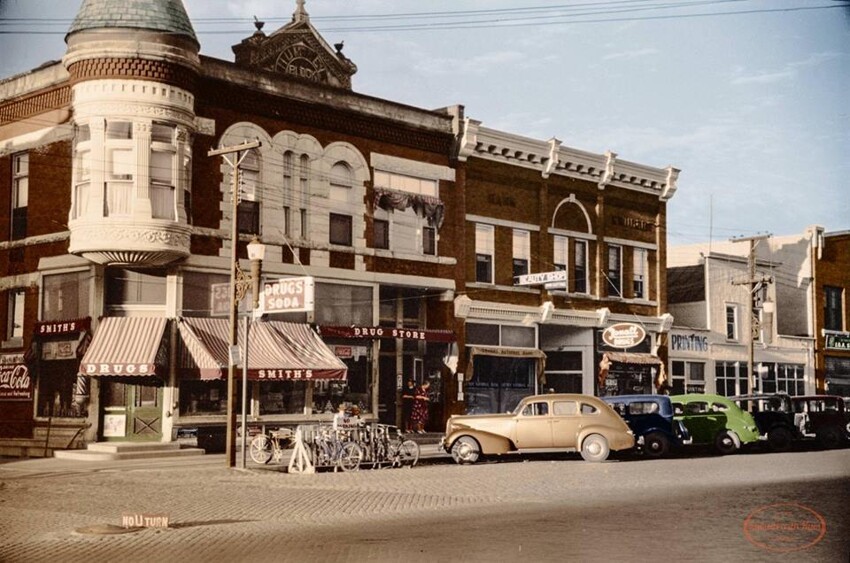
[0,86,71,126]
[67,59,196,92]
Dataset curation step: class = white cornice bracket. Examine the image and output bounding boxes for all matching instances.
[457,118,481,162]
[543,137,561,178]
[598,150,617,190]
[660,166,680,201]
[454,294,472,318]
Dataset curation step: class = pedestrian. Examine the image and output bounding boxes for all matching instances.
[411,380,431,434]
[401,378,416,433]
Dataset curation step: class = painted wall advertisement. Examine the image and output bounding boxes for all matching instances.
[0,353,32,400]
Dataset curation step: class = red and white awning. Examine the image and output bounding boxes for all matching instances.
[177,317,347,381]
[79,317,168,377]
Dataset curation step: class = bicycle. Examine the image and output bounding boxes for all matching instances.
[387,428,420,468]
[311,426,363,472]
[249,428,293,465]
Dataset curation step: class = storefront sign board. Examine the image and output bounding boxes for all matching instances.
[515,270,567,286]
[601,323,646,349]
[0,353,32,400]
[825,332,850,350]
[260,276,315,314]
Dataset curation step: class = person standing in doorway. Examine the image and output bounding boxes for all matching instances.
[412,380,431,434]
[401,378,416,433]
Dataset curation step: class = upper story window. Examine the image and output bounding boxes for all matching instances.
[6,289,25,343]
[513,229,530,281]
[283,151,294,192]
[423,226,436,256]
[373,218,390,250]
[633,248,648,299]
[373,171,437,197]
[237,151,260,235]
[553,236,568,271]
[726,304,739,341]
[574,240,588,294]
[475,224,494,284]
[11,153,28,240]
[104,120,134,217]
[825,286,843,331]
[607,244,622,297]
[330,162,353,202]
[43,272,91,320]
[150,122,176,220]
[330,213,352,246]
[105,268,166,307]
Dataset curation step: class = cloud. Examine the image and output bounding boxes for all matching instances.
[413,51,526,76]
[731,51,841,85]
[602,48,658,61]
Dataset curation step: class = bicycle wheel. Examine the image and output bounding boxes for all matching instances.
[398,439,420,467]
[337,441,363,472]
[249,434,273,464]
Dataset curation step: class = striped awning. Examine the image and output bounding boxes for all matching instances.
[78,317,168,377]
[177,317,347,381]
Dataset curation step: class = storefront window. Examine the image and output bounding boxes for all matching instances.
[257,380,307,415]
[314,283,372,325]
[544,351,582,393]
[716,361,748,396]
[182,271,229,317]
[467,355,535,414]
[43,272,91,319]
[180,380,227,416]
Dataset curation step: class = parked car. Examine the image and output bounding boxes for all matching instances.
[729,393,801,452]
[602,394,691,458]
[789,395,850,449]
[670,394,760,455]
[442,393,635,464]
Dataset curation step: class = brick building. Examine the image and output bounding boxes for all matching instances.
[814,229,850,397]
[0,0,681,454]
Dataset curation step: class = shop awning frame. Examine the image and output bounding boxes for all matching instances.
[177,317,347,381]
[78,317,169,377]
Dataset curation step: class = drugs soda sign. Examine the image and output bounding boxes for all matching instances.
[260,276,314,314]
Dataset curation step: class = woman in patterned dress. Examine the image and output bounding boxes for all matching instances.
[411,380,431,433]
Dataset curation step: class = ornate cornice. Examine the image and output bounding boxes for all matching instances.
[69,222,191,266]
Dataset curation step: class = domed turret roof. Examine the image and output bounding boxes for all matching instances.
[67,0,197,44]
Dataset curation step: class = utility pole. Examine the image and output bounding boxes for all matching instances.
[208,138,262,468]
[731,233,772,396]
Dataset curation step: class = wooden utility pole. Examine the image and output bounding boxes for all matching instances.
[731,233,772,395]
[208,139,261,468]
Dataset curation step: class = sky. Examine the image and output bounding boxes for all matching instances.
[1,0,848,245]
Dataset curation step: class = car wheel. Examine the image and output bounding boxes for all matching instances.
[580,434,610,462]
[767,427,794,452]
[816,426,843,450]
[643,431,670,459]
[450,436,480,465]
[714,431,739,455]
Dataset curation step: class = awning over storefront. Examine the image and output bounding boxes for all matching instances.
[177,318,347,381]
[319,325,455,342]
[464,346,547,382]
[78,317,168,377]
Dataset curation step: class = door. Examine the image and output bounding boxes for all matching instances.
[515,400,553,449]
[101,380,163,441]
[550,400,582,448]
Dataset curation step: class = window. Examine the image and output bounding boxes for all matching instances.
[633,248,648,299]
[300,208,308,239]
[581,403,599,415]
[106,121,133,140]
[553,236,568,271]
[237,201,260,235]
[716,361,748,396]
[423,226,436,256]
[607,245,622,297]
[824,286,843,331]
[74,126,91,219]
[6,289,25,342]
[521,401,548,416]
[11,153,28,240]
[553,401,578,415]
[282,151,294,192]
[374,170,437,197]
[329,162,352,202]
[574,240,588,293]
[150,150,175,220]
[475,224,494,284]
[725,304,738,341]
[43,272,91,320]
[283,206,291,236]
[671,360,706,395]
[106,269,167,306]
[330,213,352,246]
[776,363,805,396]
[105,121,134,217]
[374,219,389,249]
[512,229,530,281]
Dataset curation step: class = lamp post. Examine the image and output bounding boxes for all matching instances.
[208,138,262,468]
[240,237,265,468]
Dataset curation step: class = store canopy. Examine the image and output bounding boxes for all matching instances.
[78,317,168,377]
[599,351,667,391]
[464,346,547,382]
[177,317,347,381]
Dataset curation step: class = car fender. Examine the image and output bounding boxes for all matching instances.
[445,429,514,455]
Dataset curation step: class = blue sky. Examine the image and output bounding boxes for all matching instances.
[2,0,848,245]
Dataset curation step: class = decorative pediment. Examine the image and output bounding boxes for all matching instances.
[232,2,357,89]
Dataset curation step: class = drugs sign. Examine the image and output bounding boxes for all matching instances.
[260,276,314,314]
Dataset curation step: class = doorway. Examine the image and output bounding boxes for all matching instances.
[101,379,163,441]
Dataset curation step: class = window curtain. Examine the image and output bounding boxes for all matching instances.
[373,187,445,228]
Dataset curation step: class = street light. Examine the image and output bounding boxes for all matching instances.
[240,237,265,468]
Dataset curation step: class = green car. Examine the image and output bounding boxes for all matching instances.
[670,394,760,455]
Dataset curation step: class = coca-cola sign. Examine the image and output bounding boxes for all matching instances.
[601,323,646,349]
[0,354,32,401]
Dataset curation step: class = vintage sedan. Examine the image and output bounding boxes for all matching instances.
[670,393,760,454]
[442,393,635,464]
[602,394,691,458]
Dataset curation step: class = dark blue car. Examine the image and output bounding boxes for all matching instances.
[602,394,691,458]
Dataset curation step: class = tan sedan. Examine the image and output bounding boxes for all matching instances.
[442,393,635,463]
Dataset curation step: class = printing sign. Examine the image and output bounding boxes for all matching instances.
[601,323,646,349]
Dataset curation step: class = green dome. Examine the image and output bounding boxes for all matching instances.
[68,0,197,44]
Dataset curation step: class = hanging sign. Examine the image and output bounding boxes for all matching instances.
[259,276,315,314]
[602,323,646,349]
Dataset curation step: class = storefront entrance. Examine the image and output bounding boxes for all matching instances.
[101,380,163,441]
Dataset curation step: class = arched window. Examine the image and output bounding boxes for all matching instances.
[237,150,260,235]
[329,161,352,202]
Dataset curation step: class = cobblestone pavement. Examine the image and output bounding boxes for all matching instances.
[0,447,848,562]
